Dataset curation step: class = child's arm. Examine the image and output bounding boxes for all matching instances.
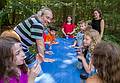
[51,41,59,44]
[69,28,75,35]
[62,28,67,36]
[77,54,92,73]
[71,40,77,47]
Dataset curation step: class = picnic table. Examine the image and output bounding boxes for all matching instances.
[35,38,83,83]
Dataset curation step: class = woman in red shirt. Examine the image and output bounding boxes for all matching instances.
[62,16,76,38]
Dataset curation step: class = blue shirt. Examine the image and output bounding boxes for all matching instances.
[76,32,84,47]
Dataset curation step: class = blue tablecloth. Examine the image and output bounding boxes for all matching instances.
[35,38,82,83]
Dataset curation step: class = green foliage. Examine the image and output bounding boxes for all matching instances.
[0,0,120,45]
[0,0,42,27]
[73,21,81,36]
[103,29,120,46]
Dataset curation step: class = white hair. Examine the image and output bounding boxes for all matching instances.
[37,7,52,17]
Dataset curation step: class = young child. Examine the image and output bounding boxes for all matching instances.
[45,28,58,45]
[62,16,76,38]
[0,37,40,83]
[44,28,58,55]
[77,29,101,79]
[72,20,88,48]
[86,42,120,83]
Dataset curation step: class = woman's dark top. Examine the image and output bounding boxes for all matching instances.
[91,19,102,34]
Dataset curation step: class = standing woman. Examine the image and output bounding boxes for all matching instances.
[62,16,76,38]
[91,9,105,39]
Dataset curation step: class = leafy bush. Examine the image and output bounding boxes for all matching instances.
[103,29,120,46]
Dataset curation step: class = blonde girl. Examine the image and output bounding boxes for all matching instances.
[77,29,100,78]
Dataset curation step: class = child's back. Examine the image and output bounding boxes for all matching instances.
[76,31,84,47]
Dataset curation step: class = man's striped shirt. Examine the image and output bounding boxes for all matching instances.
[14,16,44,51]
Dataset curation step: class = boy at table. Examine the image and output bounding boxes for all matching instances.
[44,27,58,54]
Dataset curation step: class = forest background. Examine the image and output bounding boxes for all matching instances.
[0,0,120,45]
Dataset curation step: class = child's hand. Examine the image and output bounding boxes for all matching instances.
[52,41,59,44]
[67,32,71,35]
[55,42,59,44]
[69,32,72,35]
[77,53,85,60]
[43,58,56,62]
[28,62,41,82]
[67,32,70,35]
[64,33,67,36]
[74,46,80,49]
[71,45,75,47]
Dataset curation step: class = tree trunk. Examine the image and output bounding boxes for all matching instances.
[12,9,16,25]
[0,0,6,10]
[72,1,76,24]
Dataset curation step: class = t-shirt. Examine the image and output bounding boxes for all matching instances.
[14,16,44,51]
[45,33,55,43]
[76,31,84,47]
[62,23,76,34]
[0,71,28,83]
